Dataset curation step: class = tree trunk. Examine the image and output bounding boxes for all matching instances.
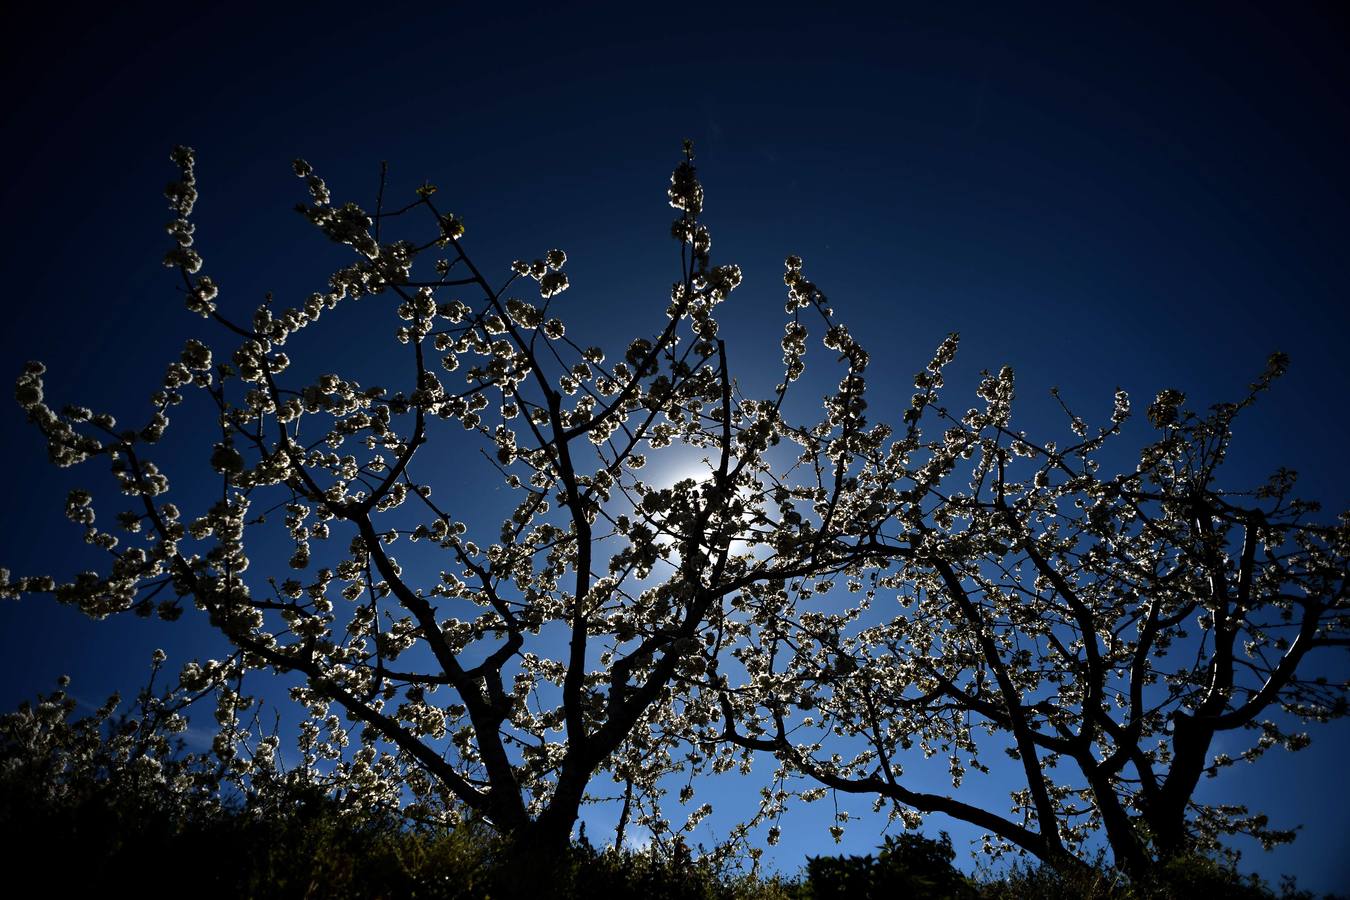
[492,817,577,899]
[1082,768,1152,879]
[1145,714,1216,863]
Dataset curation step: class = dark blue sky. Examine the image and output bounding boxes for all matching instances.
[2,1,1347,891]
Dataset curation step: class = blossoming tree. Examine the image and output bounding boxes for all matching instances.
[715,344,1349,877]
[6,142,1346,878]
[5,142,899,862]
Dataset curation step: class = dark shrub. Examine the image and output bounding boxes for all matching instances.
[805,832,977,899]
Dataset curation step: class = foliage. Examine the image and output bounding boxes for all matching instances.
[978,853,1339,900]
[0,664,224,835]
[0,678,494,897]
[551,833,801,900]
[0,684,756,899]
[4,141,1347,878]
[4,686,1341,898]
[804,832,977,899]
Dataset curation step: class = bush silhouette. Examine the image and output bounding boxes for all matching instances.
[805,832,977,899]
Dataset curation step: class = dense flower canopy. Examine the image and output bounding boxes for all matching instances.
[4,144,1346,876]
